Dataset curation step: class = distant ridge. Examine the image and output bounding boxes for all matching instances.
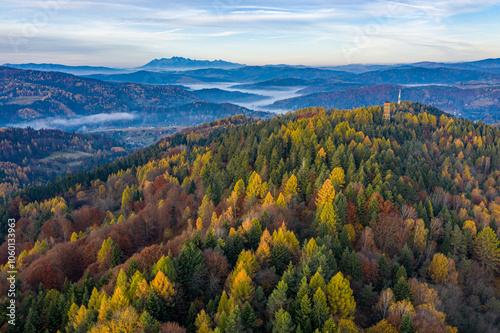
[2,63,119,75]
[140,56,243,69]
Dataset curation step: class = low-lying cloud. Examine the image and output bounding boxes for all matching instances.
[7,112,137,130]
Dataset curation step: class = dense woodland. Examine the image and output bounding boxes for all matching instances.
[0,102,500,332]
[0,127,129,197]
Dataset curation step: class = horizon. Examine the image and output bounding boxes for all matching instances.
[1,1,500,67]
[3,55,500,69]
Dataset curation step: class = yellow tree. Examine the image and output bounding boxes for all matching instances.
[366,320,397,333]
[110,286,130,310]
[98,293,111,321]
[88,288,102,311]
[330,167,346,188]
[116,269,128,291]
[228,179,246,212]
[97,237,115,263]
[309,269,326,293]
[230,269,255,305]
[231,250,259,280]
[462,220,477,237]
[283,174,298,198]
[337,319,359,333]
[247,171,264,198]
[427,253,457,284]
[316,179,336,207]
[91,306,143,333]
[303,238,319,258]
[151,271,176,305]
[412,219,429,253]
[233,179,246,197]
[276,193,287,207]
[475,227,500,274]
[198,195,215,228]
[195,309,213,333]
[327,272,356,319]
[121,185,133,210]
[318,203,338,237]
[263,192,274,205]
[128,271,145,300]
[73,305,89,330]
[135,279,150,299]
[67,303,79,327]
[256,229,272,266]
[408,279,439,307]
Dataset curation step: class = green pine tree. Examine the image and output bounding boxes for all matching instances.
[111,243,125,267]
[273,308,295,333]
[400,313,415,333]
[393,276,413,302]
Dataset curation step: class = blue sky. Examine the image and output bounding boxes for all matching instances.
[1,0,499,67]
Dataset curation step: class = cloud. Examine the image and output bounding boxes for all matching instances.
[8,113,137,130]
[0,0,499,66]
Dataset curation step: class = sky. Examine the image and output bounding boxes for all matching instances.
[0,0,499,67]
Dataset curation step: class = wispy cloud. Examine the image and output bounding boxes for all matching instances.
[8,113,137,130]
[0,0,499,66]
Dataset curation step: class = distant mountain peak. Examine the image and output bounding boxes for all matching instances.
[140,56,243,69]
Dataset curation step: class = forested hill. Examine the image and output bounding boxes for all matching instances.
[0,67,270,126]
[0,127,130,196]
[0,66,199,123]
[1,103,500,332]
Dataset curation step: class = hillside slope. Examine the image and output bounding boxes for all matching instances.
[0,66,199,123]
[0,127,130,196]
[0,67,271,129]
[0,103,499,332]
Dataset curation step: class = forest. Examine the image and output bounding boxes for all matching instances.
[0,127,129,198]
[0,102,499,332]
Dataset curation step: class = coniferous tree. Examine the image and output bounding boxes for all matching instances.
[271,242,291,275]
[294,277,312,333]
[326,272,356,319]
[226,305,243,333]
[267,281,288,325]
[176,243,206,299]
[273,308,295,333]
[241,301,259,333]
[400,313,415,333]
[393,277,413,302]
[111,243,125,267]
[399,244,414,277]
[312,288,329,330]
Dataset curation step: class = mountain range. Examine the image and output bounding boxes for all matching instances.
[2,63,120,75]
[139,56,243,70]
[0,66,270,129]
[2,57,500,127]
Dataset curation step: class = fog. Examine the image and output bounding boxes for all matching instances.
[8,112,137,131]
[184,82,304,112]
[4,84,304,133]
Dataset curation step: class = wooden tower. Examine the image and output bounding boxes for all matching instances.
[383,101,391,120]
